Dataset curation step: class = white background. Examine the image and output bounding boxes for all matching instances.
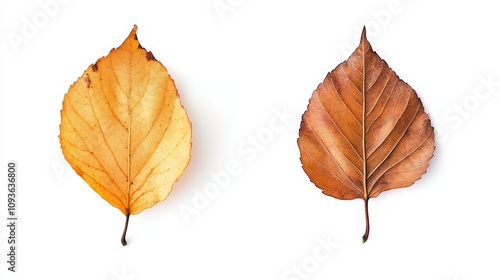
[1,0,500,279]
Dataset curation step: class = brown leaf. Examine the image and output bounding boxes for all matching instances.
[298,27,434,242]
[59,25,192,245]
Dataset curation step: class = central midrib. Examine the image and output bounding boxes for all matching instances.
[362,47,368,200]
[127,113,131,212]
[126,56,132,214]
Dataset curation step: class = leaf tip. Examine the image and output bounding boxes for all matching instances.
[360,26,368,44]
[120,24,140,51]
[124,24,139,45]
[358,26,372,53]
[131,24,138,37]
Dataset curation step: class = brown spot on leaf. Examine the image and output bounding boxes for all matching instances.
[92,64,98,71]
[84,74,91,88]
[146,51,156,61]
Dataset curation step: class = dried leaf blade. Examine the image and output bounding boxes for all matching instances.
[298,27,434,242]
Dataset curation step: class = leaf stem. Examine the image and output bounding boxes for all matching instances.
[121,213,130,246]
[362,199,370,243]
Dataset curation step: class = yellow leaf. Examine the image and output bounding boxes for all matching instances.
[59,25,192,245]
